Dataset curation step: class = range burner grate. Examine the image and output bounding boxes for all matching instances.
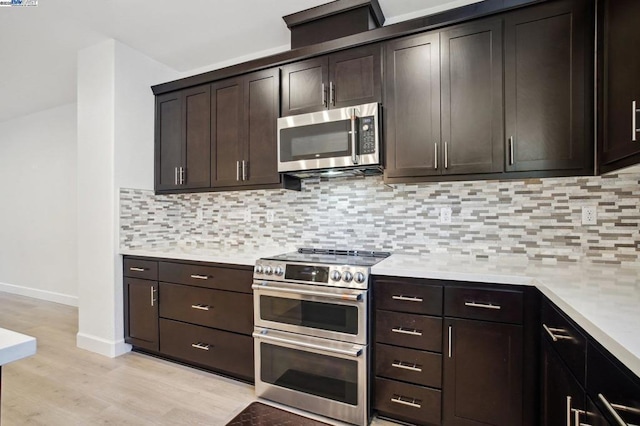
[297,247,391,258]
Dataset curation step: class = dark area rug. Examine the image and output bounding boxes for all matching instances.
[225,402,332,426]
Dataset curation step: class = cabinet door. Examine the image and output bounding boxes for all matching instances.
[211,77,244,187]
[155,92,182,191]
[124,278,158,351]
[599,0,640,168]
[540,338,585,426]
[243,69,281,186]
[504,0,590,172]
[281,57,328,116]
[385,32,441,179]
[329,44,382,109]
[182,85,211,189]
[443,318,523,426]
[441,20,504,175]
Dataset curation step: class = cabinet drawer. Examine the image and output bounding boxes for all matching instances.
[159,319,253,381]
[541,299,587,385]
[124,258,158,281]
[444,286,523,324]
[374,279,442,315]
[375,343,441,388]
[587,342,640,426]
[375,377,441,426]
[376,310,442,352]
[159,283,253,335]
[159,262,252,293]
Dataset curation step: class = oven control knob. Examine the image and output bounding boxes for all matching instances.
[343,271,353,283]
[330,270,341,281]
[255,265,263,274]
[264,266,273,275]
[354,272,366,283]
[274,266,284,276]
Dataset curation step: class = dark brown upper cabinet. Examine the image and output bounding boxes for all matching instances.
[385,18,503,181]
[504,0,592,173]
[211,68,281,188]
[598,0,640,173]
[280,43,382,116]
[155,85,211,192]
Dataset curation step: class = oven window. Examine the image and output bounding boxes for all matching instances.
[261,343,358,405]
[280,120,351,162]
[260,296,359,335]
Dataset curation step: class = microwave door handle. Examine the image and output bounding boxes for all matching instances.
[351,108,359,165]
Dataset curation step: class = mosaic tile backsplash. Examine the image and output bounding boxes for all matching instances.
[120,173,640,264]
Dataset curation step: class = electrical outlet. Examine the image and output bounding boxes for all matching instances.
[266,211,275,223]
[581,206,597,225]
[439,207,452,224]
[244,209,252,223]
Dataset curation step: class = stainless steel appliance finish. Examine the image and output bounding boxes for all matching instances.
[253,248,390,425]
[277,102,381,175]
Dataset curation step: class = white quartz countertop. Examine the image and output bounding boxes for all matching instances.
[0,328,36,366]
[372,254,640,379]
[120,245,295,266]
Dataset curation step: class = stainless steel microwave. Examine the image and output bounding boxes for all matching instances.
[277,102,381,175]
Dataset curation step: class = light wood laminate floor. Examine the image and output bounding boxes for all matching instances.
[0,292,397,426]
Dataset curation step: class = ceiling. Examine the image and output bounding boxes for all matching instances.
[0,0,481,123]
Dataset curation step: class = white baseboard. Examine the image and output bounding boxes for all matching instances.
[76,332,132,358]
[0,281,78,306]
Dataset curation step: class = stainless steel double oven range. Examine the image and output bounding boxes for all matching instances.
[252,248,390,425]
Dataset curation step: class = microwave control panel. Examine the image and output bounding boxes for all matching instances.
[359,116,376,154]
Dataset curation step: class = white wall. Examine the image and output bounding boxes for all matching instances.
[76,39,179,357]
[0,103,78,306]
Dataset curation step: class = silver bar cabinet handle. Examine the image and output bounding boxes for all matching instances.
[179,167,185,185]
[434,143,438,169]
[174,167,178,185]
[191,343,210,351]
[190,274,210,280]
[509,137,515,165]
[392,327,422,336]
[191,304,211,311]
[242,160,247,181]
[444,141,448,169]
[448,325,453,358]
[392,295,423,303]
[322,83,327,107]
[633,101,638,142]
[543,324,572,342]
[599,394,630,426]
[567,396,572,426]
[392,361,422,372]
[129,267,146,272]
[391,396,421,409]
[572,408,586,426]
[150,287,156,307]
[350,108,358,165]
[236,161,240,181]
[464,301,501,310]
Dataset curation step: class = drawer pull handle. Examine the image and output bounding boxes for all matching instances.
[129,267,147,272]
[598,393,630,426]
[391,395,422,409]
[391,327,422,336]
[191,342,211,351]
[150,287,157,307]
[464,301,501,310]
[391,361,422,372]
[392,295,423,303]
[191,304,212,311]
[190,274,210,280]
[543,324,573,342]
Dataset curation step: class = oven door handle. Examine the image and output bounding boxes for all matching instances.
[251,284,362,302]
[253,331,363,358]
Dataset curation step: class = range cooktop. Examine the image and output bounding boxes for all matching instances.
[263,248,391,267]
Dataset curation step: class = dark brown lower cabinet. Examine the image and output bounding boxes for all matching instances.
[124,277,159,352]
[443,318,523,426]
[540,337,585,426]
[375,377,442,426]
